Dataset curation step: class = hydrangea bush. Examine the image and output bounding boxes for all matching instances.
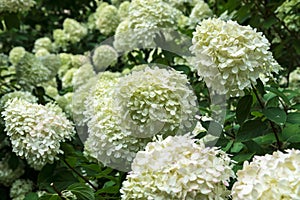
[0,0,299,199]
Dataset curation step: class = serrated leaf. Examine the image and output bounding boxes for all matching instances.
[67,183,95,200]
[236,95,253,125]
[263,107,287,125]
[236,119,268,142]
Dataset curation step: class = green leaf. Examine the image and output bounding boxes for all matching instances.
[243,140,265,155]
[232,152,255,163]
[286,113,300,124]
[236,95,253,125]
[235,119,268,142]
[24,192,38,200]
[230,142,244,153]
[265,87,291,106]
[263,107,287,125]
[67,183,95,200]
[38,194,62,200]
[282,124,300,143]
[201,120,223,136]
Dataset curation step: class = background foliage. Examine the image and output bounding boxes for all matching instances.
[0,0,299,199]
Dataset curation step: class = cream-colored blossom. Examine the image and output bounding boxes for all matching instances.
[121,134,235,199]
[113,66,198,138]
[0,91,37,110]
[190,18,281,97]
[9,47,26,66]
[113,0,181,51]
[33,37,54,52]
[232,149,300,200]
[118,1,130,20]
[0,0,35,13]
[10,179,33,200]
[92,45,118,72]
[188,1,213,28]
[2,99,75,170]
[72,63,96,89]
[95,4,120,35]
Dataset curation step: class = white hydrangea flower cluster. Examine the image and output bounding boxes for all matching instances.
[117,1,130,20]
[113,0,181,51]
[0,154,24,187]
[15,52,55,86]
[114,66,198,138]
[2,99,75,170]
[72,63,96,89]
[92,45,118,72]
[9,46,26,66]
[232,149,300,200]
[121,134,236,199]
[0,0,35,13]
[53,18,87,50]
[276,0,300,32]
[10,179,33,200]
[188,1,213,28]
[33,37,54,53]
[0,91,37,110]
[94,3,120,35]
[190,18,281,97]
[83,72,150,169]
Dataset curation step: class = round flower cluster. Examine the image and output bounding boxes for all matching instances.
[0,154,24,187]
[113,0,181,51]
[117,1,130,20]
[9,47,26,66]
[95,3,120,35]
[0,0,35,13]
[10,179,33,200]
[92,45,118,72]
[188,1,213,28]
[15,52,54,86]
[231,149,300,199]
[53,18,87,50]
[0,91,37,111]
[33,37,54,53]
[113,66,198,138]
[72,63,96,89]
[83,72,151,170]
[190,18,281,97]
[121,134,236,199]
[2,98,75,170]
[276,0,300,32]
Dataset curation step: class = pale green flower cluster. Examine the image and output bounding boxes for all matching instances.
[114,66,198,138]
[33,37,54,53]
[232,149,300,200]
[190,18,281,97]
[83,67,198,171]
[117,1,130,20]
[9,47,26,66]
[15,52,55,86]
[121,135,235,199]
[0,154,24,187]
[276,0,300,32]
[72,63,96,89]
[10,179,33,200]
[2,98,75,170]
[113,0,181,51]
[0,0,35,13]
[53,18,87,50]
[0,91,37,110]
[92,45,118,72]
[94,3,120,35]
[188,1,213,28]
